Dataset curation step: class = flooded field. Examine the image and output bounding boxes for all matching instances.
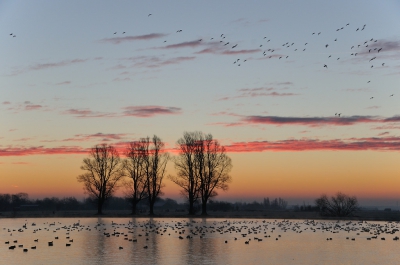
[1,218,399,265]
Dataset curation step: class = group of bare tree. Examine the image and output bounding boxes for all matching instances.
[169,132,232,215]
[77,135,168,215]
[315,192,359,217]
[77,132,232,216]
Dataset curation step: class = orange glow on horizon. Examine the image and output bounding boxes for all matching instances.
[0,151,399,205]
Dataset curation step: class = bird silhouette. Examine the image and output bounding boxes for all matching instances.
[324,64,327,68]
[148,14,152,17]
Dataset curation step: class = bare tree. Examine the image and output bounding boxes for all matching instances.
[169,132,202,215]
[315,192,359,217]
[77,144,125,214]
[123,140,148,215]
[143,135,169,215]
[198,136,232,215]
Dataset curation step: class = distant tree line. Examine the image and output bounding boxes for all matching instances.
[0,193,292,214]
[77,132,233,216]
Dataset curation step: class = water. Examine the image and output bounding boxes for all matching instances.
[1,218,399,265]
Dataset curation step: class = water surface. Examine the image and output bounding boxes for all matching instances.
[1,218,399,265]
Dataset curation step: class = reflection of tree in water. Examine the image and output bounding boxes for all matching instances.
[81,217,106,265]
[184,218,217,264]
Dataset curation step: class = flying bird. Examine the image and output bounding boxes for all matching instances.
[324,64,327,68]
[148,14,152,17]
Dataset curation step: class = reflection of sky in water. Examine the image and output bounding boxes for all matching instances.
[0,218,399,265]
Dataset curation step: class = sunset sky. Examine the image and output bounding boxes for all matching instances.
[1,1,400,207]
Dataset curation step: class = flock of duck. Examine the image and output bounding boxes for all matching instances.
[2,219,400,253]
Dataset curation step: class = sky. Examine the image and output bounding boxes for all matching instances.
[1,0,400,207]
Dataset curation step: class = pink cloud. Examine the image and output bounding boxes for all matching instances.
[122,106,182,117]
[2,101,11,105]
[163,40,204,49]
[25,104,42,110]
[62,109,116,118]
[0,146,89,156]
[225,136,400,152]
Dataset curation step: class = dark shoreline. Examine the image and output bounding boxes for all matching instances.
[1,210,400,221]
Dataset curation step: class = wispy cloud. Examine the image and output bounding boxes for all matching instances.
[100,33,167,44]
[218,87,298,101]
[9,59,88,76]
[61,133,129,142]
[11,162,29,165]
[214,115,400,127]
[225,136,400,152]
[163,40,204,49]
[5,101,46,113]
[25,104,42,111]
[117,55,195,69]
[55,81,71,85]
[2,101,11,105]
[30,59,87,71]
[0,146,89,156]
[239,115,400,127]
[359,39,400,55]
[372,124,400,130]
[62,109,116,118]
[122,106,182,117]
[366,106,380,109]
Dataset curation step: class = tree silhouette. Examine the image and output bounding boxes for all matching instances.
[123,140,148,215]
[198,135,232,215]
[170,132,232,215]
[77,144,125,214]
[315,192,359,217]
[169,132,202,215]
[143,135,169,215]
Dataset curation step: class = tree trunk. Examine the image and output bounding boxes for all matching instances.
[201,199,207,216]
[188,201,195,215]
[97,199,103,215]
[131,202,137,215]
[149,200,154,215]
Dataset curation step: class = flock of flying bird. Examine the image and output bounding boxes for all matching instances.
[2,219,400,255]
[8,13,395,119]
[108,14,395,118]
